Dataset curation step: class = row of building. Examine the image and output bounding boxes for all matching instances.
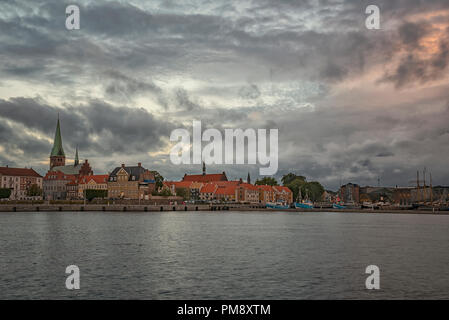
[163,168,293,204]
[1,117,293,203]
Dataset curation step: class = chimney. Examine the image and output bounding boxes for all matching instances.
[121,163,125,168]
[138,162,141,167]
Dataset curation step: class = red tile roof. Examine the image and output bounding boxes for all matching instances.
[80,175,109,184]
[0,167,42,178]
[257,185,274,191]
[200,183,217,193]
[182,173,227,183]
[238,183,258,191]
[273,186,292,193]
[215,185,237,195]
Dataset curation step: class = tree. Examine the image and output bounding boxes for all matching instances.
[0,188,12,199]
[85,189,108,201]
[301,181,325,202]
[282,173,307,201]
[150,171,164,190]
[176,187,190,200]
[27,184,42,197]
[255,177,278,186]
[159,188,172,197]
[282,173,306,186]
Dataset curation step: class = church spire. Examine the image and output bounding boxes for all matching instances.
[74,145,79,166]
[247,172,251,184]
[50,115,65,157]
[202,161,206,175]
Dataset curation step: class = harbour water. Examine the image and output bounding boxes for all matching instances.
[1,211,449,299]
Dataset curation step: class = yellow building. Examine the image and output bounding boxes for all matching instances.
[107,163,155,199]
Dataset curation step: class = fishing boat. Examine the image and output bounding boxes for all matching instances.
[332,203,346,209]
[295,201,314,209]
[294,187,314,209]
[266,202,290,209]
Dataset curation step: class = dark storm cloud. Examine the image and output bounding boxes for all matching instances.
[0,96,178,159]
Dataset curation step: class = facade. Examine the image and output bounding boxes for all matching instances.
[108,163,155,199]
[257,185,276,204]
[214,185,237,202]
[272,186,294,204]
[78,175,109,199]
[236,183,259,203]
[199,183,218,201]
[43,171,76,200]
[339,183,360,204]
[0,166,43,200]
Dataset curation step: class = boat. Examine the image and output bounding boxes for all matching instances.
[332,203,346,209]
[266,202,290,209]
[294,187,314,209]
[295,201,314,209]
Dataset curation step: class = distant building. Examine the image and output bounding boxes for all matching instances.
[48,116,93,176]
[236,183,259,203]
[78,175,109,199]
[0,166,43,200]
[108,163,155,199]
[257,185,276,204]
[182,161,228,183]
[339,183,360,204]
[272,186,294,204]
[43,171,76,200]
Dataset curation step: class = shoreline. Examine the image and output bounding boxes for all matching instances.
[0,204,448,215]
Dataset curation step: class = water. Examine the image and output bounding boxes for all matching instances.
[1,211,449,299]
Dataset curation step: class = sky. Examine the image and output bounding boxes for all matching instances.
[0,0,448,190]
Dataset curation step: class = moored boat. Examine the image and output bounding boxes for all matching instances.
[266,202,290,209]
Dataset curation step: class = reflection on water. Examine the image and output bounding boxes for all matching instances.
[1,211,449,299]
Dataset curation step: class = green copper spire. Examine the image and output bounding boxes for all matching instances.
[50,115,65,157]
[74,145,79,166]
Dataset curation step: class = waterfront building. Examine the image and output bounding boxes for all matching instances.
[214,185,237,202]
[0,166,43,200]
[338,183,360,204]
[257,185,276,204]
[236,183,259,203]
[43,171,77,200]
[199,183,218,201]
[272,186,294,204]
[78,174,109,199]
[108,163,155,199]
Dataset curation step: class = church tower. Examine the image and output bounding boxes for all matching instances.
[74,146,79,166]
[49,115,66,169]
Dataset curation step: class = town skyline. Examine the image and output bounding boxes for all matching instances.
[1,0,449,190]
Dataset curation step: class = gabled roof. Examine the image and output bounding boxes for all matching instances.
[257,185,274,191]
[0,167,42,178]
[109,165,148,181]
[238,183,258,191]
[200,183,217,193]
[273,186,292,193]
[80,175,109,184]
[215,185,236,195]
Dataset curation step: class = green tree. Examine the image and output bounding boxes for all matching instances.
[255,177,278,186]
[176,187,190,200]
[301,181,325,202]
[282,173,307,201]
[0,188,12,199]
[159,188,172,197]
[85,189,108,201]
[150,171,164,190]
[27,184,42,197]
[281,173,306,186]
